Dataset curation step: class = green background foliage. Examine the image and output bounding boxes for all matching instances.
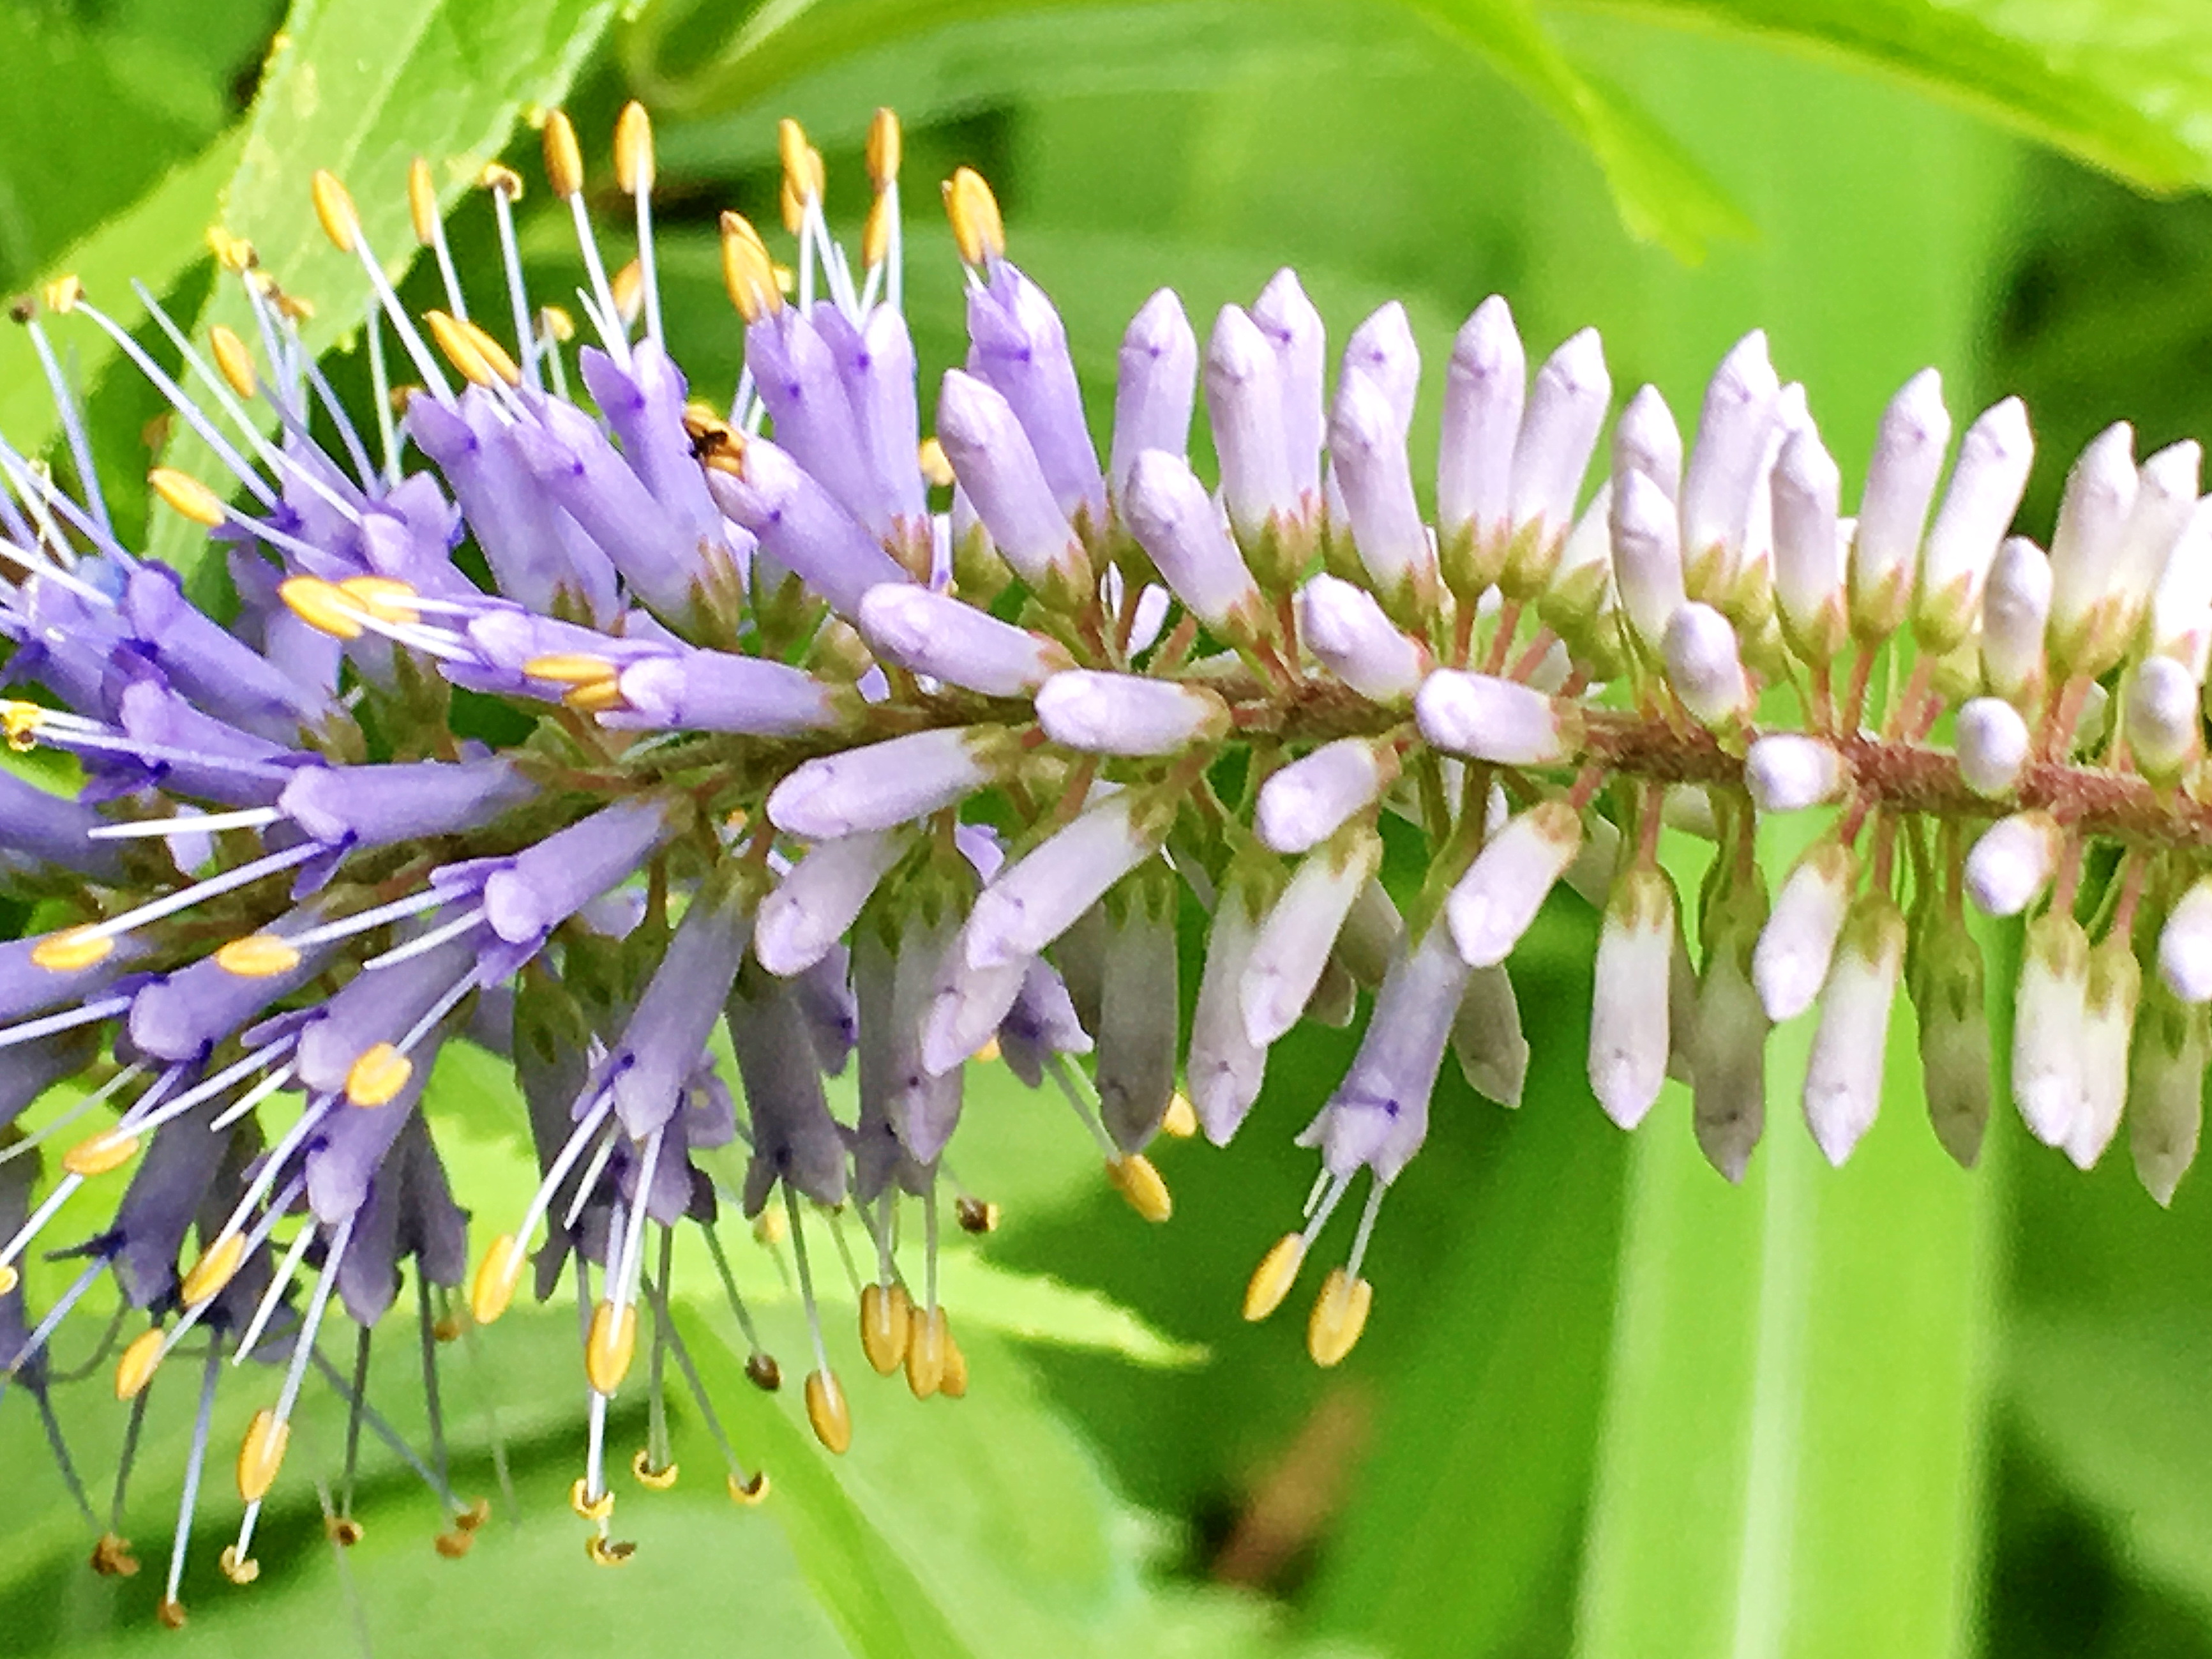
[4,0,2212,1653]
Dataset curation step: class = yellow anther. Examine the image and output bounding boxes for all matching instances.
[776,119,818,201]
[326,1515,365,1547]
[859,1282,908,1375]
[585,1535,636,1568]
[752,1206,786,1247]
[480,162,523,199]
[1242,1233,1304,1322]
[433,1314,463,1342]
[218,1545,259,1586]
[216,934,301,978]
[1305,1268,1373,1368]
[62,1128,140,1178]
[804,1368,852,1455]
[31,927,114,973]
[954,1196,1000,1235]
[433,1527,474,1559]
[456,1497,491,1533]
[425,309,496,387]
[905,1305,946,1400]
[182,1232,246,1306]
[866,108,901,192]
[344,1042,412,1109]
[586,1298,638,1395]
[615,100,656,196]
[940,1321,968,1399]
[336,575,421,625]
[157,1598,188,1630]
[728,1471,770,1506]
[407,156,440,248]
[208,325,257,400]
[148,467,226,527]
[522,652,619,685]
[563,679,626,715]
[684,405,742,470]
[236,1407,289,1503]
[719,211,781,324]
[918,436,954,489]
[1161,1091,1199,1139]
[2,699,43,750]
[280,576,364,640]
[115,1329,165,1400]
[611,259,645,327]
[943,167,1005,267]
[631,1449,678,1490]
[862,193,893,272]
[969,1034,1001,1065]
[745,1352,783,1392]
[569,1478,613,1521]
[471,1233,524,1325]
[538,303,574,343]
[43,275,84,314]
[543,109,585,199]
[207,225,256,272]
[275,287,315,324]
[1107,1154,1172,1223]
[458,318,522,386]
[310,169,359,254]
[90,1531,140,1578]
[0,1263,17,1295]
[779,174,806,237]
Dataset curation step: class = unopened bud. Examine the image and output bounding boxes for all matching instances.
[1744,734,1844,814]
[1415,670,1574,766]
[1964,810,2063,918]
[1661,602,1749,728]
[1955,697,2030,798]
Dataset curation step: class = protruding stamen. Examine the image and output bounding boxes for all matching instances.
[905,1304,947,1400]
[1106,1154,1173,1223]
[943,167,1005,267]
[409,156,441,248]
[60,1127,139,1178]
[954,1195,999,1234]
[1243,1233,1305,1321]
[720,211,781,323]
[804,1368,852,1455]
[236,1408,289,1503]
[147,466,225,526]
[859,1281,908,1375]
[543,109,585,199]
[867,108,901,191]
[310,169,359,252]
[615,101,655,195]
[214,934,303,978]
[31,927,114,973]
[1305,1268,1373,1368]
[586,1299,638,1395]
[344,1042,412,1108]
[162,1335,223,1619]
[471,1232,525,1326]
[181,1231,246,1307]
[1161,1091,1200,1139]
[209,325,257,398]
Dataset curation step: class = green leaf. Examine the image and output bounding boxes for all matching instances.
[1579,0,2212,194]
[144,0,622,570]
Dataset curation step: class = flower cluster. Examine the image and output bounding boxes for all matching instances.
[0,100,2205,1618]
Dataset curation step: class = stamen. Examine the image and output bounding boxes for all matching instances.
[344,1042,413,1108]
[360,905,484,972]
[209,324,257,398]
[89,806,284,840]
[943,167,1006,268]
[719,212,782,324]
[545,109,628,365]
[20,308,113,535]
[2,1062,146,1165]
[482,165,543,390]
[70,838,324,947]
[697,1221,778,1384]
[784,1186,850,1453]
[615,102,665,345]
[1243,1233,1305,1321]
[206,1057,298,1133]
[234,1222,316,1361]
[59,1126,139,1178]
[0,995,132,1056]
[410,156,470,322]
[161,1333,223,1623]
[636,1255,765,1499]
[1305,1267,1373,1368]
[31,925,114,972]
[147,466,226,527]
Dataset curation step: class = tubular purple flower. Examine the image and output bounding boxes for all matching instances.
[963,791,1160,971]
[280,757,535,850]
[1297,574,1425,705]
[1120,449,1263,632]
[728,968,850,1213]
[607,648,848,736]
[481,797,683,948]
[1330,370,1436,609]
[855,908,966,1169]
[110,1096,236,1307]
[1252,269,1326,496]
[995,957,1093,1087]
[1242,829,1381,1045]
[707,435,914,619]
[935,369,1088,593]
[0,769,124,881]
[756,830,912,978]
[1035,671,1229,757]
[1205,305,1298,541]
[818,303,928,530]
[1446,800,1581,969]
[1507,327,1609,548]
[306,1033,442,1223]
[967,261,1104,524]
[745,307,882,536]
[769,726,1009,840]
[610,878,755,1138]
[124,564,329,741]
[1111,289,1198,494]
[294,930,482,1096]
[857,583,1071,695]
[1257,738,1392,856]
[1438,296,1526,550]
[128,907,340,1063]
[580,337,730,559]
[0,930,141,1026]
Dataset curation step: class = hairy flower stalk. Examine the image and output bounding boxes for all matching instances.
[0,99,2209,1614]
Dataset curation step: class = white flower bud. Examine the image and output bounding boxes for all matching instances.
[1256,738,1392,855]
[2116,439,2202,621]
[1588,865,1675,1129]
[769,725,1002,838]
[2157,877,2212,1004]
[1340,303,1420,435]
[755,828,910,977]
[1452,963,1528,1107]
[1964,810,2062,918]
[1771,424,1846,660]
[1437,296,1525,545]
[1752,842,1856,1021]
[1915,395,2031,652]
[2131,985,2206,1205]
[1415,670,1572,765]
[1613,383,1682,501]
[2151,496,2212,680]
[1298,573,1426,704]
[964,792,1157,971]
[1241,830,1381,1045]
[1744,734,1844,813]
[857,584,1071,696]
[1661,602,1749,728]
[1955,697,2030,797]
[1848,368,1950,639]
[1110,288,1198,492]
[1120,448,1263,632]
[2125,653,2199,780]
[2047,421,2137,668]
[1611,466,1685,654]
[1187,887,1269,1146]
[1253,269,1326,496]
[935,370,1086,589]
[1508,327,1609,543]
[1680,331,1779,599]
[1205,305,1297,540]
[1802,895,1906,1165]
[1330,369,1435,604]
[1035,670,1228,757]
[1980,535,2052,703]
[921,937,1031,1077]
[1445,800,1582,969]
[2065,937,2140,1171]
[2013,911,2089,1146]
